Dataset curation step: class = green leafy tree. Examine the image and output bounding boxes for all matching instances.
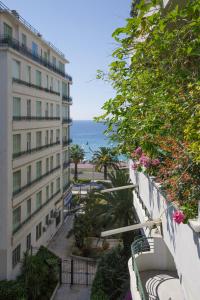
[70,144,85,181]
[92,147,118,179]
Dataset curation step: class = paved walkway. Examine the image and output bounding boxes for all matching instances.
[48,216,91,300]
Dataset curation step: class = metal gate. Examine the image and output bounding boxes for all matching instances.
[60,257,97,286]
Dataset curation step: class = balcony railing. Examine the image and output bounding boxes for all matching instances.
[12,189,61,234]
[131,237,154,300]
[13,116,60,121]
[13,165,61,197]
[62,139,72,147]
[62,95,73,104]
[63,161,70,169]
[62,118,72,124]
[13,141,60,159]
[0,35,72,81]
[13,78,60,96]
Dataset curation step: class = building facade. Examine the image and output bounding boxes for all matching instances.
[0,2,72,279]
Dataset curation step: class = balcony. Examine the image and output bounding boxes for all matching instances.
[12,189,61,235]
[13,116,60,121]
[62,95,73,104]
[62,118,72,124]
[13,78,60,96]
[62,139,72,147]
[0,35,72,82]
[13,165,61,197]
[129,236,184,300]
[13,141,60,159]
[63,161,70,169]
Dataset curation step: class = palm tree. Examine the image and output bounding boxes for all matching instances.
[92,147,118,180]
[70,144,85,181]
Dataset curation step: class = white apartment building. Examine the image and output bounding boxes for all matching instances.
[0,2,72,279]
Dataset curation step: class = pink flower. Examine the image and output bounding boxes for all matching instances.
[151,159,160,166]
[172,211,185,224]
[139,154,151,168]
[134,147,142,156]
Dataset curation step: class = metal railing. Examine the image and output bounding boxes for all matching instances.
[131,237,154,300]
[62,118,72,124]
[62,139,72,147]
[13,78,60,96]
[12,189,61,234]
[13,141,60,159]
[0,35,72,81]
[62,95,73,104]
[13,165,61,197]
[13,116,60,121]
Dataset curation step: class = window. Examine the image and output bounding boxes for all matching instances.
[50,182,54,195]
[27,132,31,150]
[12,244,21,268]
[27,165,31,184]
[56,129,60,142]
[36,222,42,240]
[36,191,42,209]
[46,185,49,200]
[50,103,53,117]
[52,56,56,66]
[45,130,49,145]
[13,97,21,117]
[26,233,31,251]
[35,70,41,87]
[4,22,12,38]
[36,101,42,117]
[13,206,21,231]
[56,211,61,227]
[32,42,38,56]
[45,214,49,226]
[13,134,21,155]
[12,60,20,79]
[50,130,53,144]
[22,33,27,47]
[27,199,31,217]
[13,170,21,193]
[45,103,49,117]
[46,158,49,173]
[26,66,31,83]
[56,105,60,118]
[36,131,42,148]
[27,99,31,117]
[50,156,53,170]
[56,153,60,167]
[36,161,42,178]
[56,177,60,191]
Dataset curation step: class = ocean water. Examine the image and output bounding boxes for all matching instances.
[71,120,117,160]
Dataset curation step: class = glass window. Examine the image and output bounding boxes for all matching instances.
[46,157,49,173]
[36,101,42,117]
[12,244,21,268]
[26,66,31,83]
[32,42,38,56]
[56,105,60,118]
[13,206,21,231]
[56,177,60,191]
[50,103,53,117]
[27,199,31,217]
[13,134,21,155]
[36,222,42,240]
[50,156,53,170]
[13,97,21,117]
[36,191,42,209]
[26,233,31,250]
[22,33,27,47]
[36,131,42,148]
[4,22,12,38]
[27,99,31,117]
[13,170,21,193]
[27,165,31,184]
[46,185,49,200]
[27,132,31,150]
[35,70,41,87]
[36,161,42,178]
[12,60,20,79]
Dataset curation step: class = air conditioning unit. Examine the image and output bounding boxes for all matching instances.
[43,226,47,232]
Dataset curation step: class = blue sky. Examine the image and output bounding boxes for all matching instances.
[4,0,131,120]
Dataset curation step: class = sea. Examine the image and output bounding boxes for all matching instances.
[71,120,126,161]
